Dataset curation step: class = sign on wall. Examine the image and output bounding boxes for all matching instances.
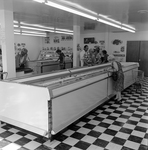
[61,35,73,41]
[84,37,95,44]
[45,37,50,44]
[53,36,60,43]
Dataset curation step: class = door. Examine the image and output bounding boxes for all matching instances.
[126,41,140,62]
[139,41,148,76]
[126,41,148,77]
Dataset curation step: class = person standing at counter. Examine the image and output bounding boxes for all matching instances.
[80,45,89,67]
[94,47,102,64]
[101,50,109,63]
[108,55,124,103]
[56,49,65,70]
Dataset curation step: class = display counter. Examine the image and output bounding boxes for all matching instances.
[0,62,139,139]
[26,58,72,74]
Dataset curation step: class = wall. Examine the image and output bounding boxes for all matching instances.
[42,33,73,52]
[14,34,43,60]
[81,32,106,50]
[80,22,148,62]
[108,31,148,61]
[80,23,107,50]
[14,29,148,62]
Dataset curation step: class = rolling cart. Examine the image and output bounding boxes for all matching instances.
[133,70,144,93]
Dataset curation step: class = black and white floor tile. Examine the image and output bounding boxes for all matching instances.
[0,78,148,150]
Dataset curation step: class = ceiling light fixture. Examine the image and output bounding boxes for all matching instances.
[55,28,73,33]
[99,14,108,18]
[14,32,20,35]
[14,25,19,28]
[22,30,46,35]
[33,0,136,33]
[121,27,135,33]
[14,29,20,32]
[20,26,54,32]
[20,22,54,30]
[14,31,46,37]
[99,14,122,25]
[97,19,121,29]
[98,18,135,33]
[22,33,46,37]
[57,0,97,15]
[138,10,148,13]
[45,1,97,20]
[55,31,73,35]
[122,23,136,30]
[33,0,44,3]
[13,21,18,24]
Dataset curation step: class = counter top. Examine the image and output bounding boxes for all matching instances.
[121,62,139,67]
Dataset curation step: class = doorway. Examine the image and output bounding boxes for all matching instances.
[126,41,148,77]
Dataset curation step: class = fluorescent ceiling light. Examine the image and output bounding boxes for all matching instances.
[14,32,20,35]
[14,29,20,32]
[99,14,121,25]
[14,29,46,35]
[121,27,135,33]
[98,19,121,29]
[122,24,136,30]
[33,0,44,3]
[20,22,54,30]
[33,0,136,32]
[99,14,108,18]
[22,30,46,35]
[138,10,148,13]
[56,28,73,33]
[55,31,73,35]
[104,18,121,25]
[22,33,46,37]
[45,1,97,20]
[20,26,54,32]
[57,0,97,15]
[14,25,18,28]
[13,21,18,24]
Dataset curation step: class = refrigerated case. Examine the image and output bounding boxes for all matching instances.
[26,58,72,74]
[0,62,139,139]
[26,49,72,74]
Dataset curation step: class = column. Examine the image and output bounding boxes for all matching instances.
[105,26,109,54]
[73,15,81,67]
[0,0,16,78]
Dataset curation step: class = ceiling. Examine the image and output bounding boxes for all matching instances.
[11,0,148,32]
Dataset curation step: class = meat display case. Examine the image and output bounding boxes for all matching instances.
[26,58,72,74]
[0,62,139,139]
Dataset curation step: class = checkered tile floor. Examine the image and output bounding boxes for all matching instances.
[0,78,148,150]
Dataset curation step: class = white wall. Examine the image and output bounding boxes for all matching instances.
[81,32,105,49]
[14,29,148,62]
[80,22,148,62]
[108,31,148,61]
[14,35,43,60]
[42,33,73,51]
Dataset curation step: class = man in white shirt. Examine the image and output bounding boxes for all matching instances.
[80,45,89,67]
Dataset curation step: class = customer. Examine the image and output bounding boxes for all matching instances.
[56,49,65,70]
[108,55,124,103]
[94,47,101,64]
[101,50,109,63]
[80,45,89,66]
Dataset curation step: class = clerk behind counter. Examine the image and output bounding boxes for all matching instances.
[56,49,65,70]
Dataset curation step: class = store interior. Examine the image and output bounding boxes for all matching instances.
[0,0,148,150]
